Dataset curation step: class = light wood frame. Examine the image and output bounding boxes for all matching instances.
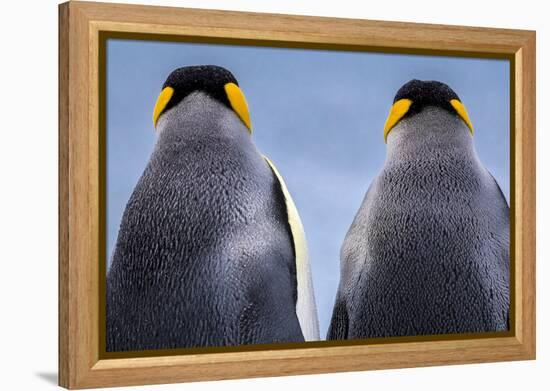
[59,1,536,389]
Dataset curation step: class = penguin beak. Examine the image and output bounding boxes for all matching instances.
[383,99,413,142]
[450,99,474,135]
[153,86,174,128]
[224,82,252,133]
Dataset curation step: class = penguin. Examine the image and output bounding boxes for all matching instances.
[327,79,509,340]
[106,65,319,352]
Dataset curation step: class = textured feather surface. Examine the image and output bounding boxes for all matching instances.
[263,156,320,341]
[328,107,510,339]
[106,93,305,351]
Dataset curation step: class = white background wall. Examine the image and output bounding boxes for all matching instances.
[0,0,546,389]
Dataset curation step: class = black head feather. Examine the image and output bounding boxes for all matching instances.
[161,65,238,113]
[394,79,461,118]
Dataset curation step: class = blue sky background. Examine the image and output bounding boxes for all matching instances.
[106,39,510,338]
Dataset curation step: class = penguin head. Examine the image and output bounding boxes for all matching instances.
[383,79,474,142]
[152,65,252,133]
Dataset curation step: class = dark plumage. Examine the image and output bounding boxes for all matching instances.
[161,65,238,115]
[106,66,305,352]
[393,79,461,118]
[328,80,510,340]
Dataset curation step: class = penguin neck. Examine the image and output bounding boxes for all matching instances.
[155,91,249,144]
[385,106,477,164]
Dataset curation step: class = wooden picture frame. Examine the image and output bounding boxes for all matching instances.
[58,1,536,388]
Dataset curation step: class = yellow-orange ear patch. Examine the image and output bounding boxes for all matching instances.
[450,99,474,135]
[153,87,174,128]
[383,98,413,142]
[224,82,252,133]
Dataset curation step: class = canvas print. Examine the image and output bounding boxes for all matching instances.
[105,39,510,352]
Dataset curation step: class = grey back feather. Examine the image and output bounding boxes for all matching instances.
[328,107,509,339]
[107,93,304,351]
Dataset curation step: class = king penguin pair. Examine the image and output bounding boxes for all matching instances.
[107,65,319,351]
[107,66,509,351]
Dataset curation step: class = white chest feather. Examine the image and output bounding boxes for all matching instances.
[263,156,320,341]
